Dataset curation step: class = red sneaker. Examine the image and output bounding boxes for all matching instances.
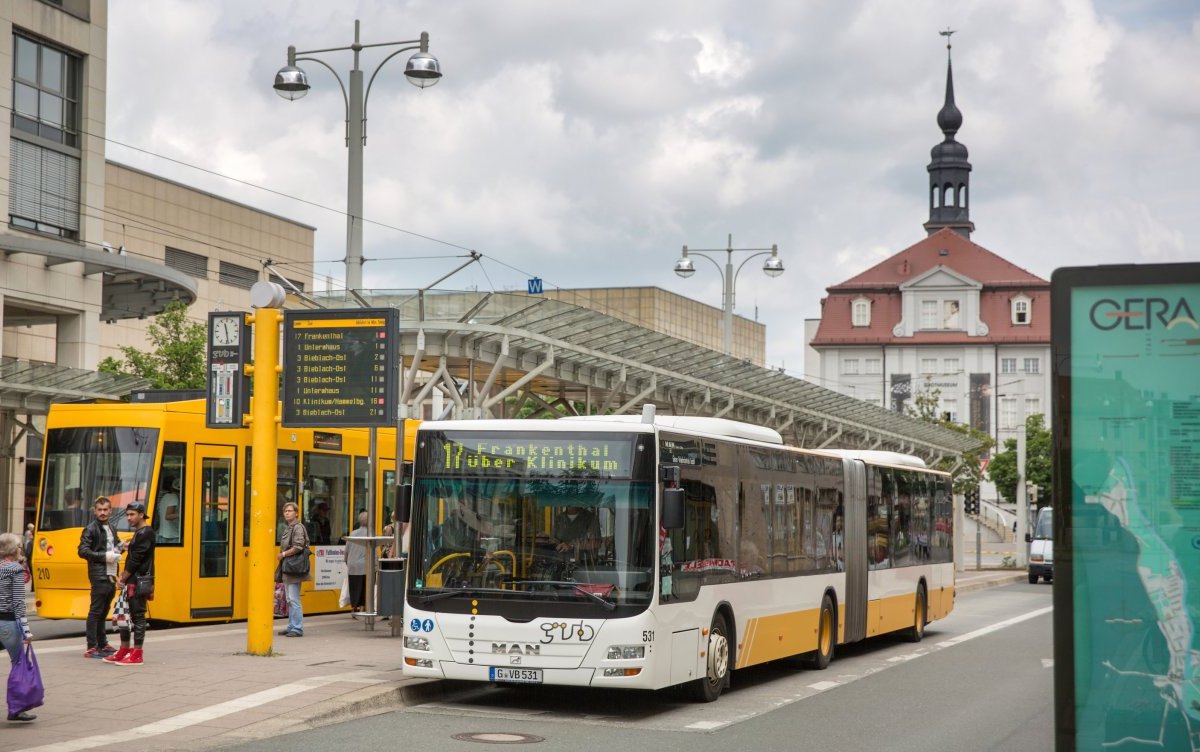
[115,648,143,666]
[103,647,130,664]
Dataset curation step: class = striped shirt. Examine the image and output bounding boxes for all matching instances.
[0,559,31,639]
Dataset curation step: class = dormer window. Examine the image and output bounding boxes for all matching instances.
[1012,296,1031,325]
[851,297,871,327]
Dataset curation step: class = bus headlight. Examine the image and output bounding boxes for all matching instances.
[606,645,645,660]
[1030,554,1044,563]
[405,657,434,668]
[404,636,430,651]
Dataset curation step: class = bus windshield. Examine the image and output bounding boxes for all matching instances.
[410,430,656,611]
[38,427,159,532]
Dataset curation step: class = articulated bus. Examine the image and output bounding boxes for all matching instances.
[32,396,417,624]
[400,412,954,701]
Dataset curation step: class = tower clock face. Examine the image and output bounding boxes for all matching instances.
[213,316,241,346]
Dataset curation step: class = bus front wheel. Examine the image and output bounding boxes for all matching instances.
[801,593,835,670]
[689,612,731,702]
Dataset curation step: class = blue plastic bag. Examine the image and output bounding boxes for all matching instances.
[7,644,45,717]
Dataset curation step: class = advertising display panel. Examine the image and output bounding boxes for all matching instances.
[1051,263,1200,751]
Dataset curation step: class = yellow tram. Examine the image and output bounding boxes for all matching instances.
[30,395,416,623]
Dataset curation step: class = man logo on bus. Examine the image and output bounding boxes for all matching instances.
[1088,297,1199,331]
[492,643,541,656]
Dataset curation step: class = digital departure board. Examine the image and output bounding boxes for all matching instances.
[281,308,398,428]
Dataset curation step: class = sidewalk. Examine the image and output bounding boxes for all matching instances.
[6,570,1027,752]
[3,612,451,752]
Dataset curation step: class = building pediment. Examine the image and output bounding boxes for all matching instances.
[899,264,981,291]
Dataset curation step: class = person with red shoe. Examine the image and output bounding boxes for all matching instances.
[104,503,154,666]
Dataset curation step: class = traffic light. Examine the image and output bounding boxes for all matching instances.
[964,487,979,515]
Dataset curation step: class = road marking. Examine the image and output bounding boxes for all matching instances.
[686,721,724,730]
[807,680,840,691]
[935,606,1053,649]
[1042,658,1054,668]
[11,670,383,752]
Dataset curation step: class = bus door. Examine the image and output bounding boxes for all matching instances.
[190,445,236,618]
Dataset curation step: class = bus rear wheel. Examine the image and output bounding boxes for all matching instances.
[689,612,730,702]
[801,593,835,670]
[904,584,927,643]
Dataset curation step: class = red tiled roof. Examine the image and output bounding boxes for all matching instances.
[811,229,1049,346]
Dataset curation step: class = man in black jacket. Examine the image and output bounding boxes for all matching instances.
[104,502,154,666]
[77,496,122,659]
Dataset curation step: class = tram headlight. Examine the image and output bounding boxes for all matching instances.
[404,636,430,651]
[1030,553,1044,563]
[606,645,645,660]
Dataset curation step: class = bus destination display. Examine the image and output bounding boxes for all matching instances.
[419,432,637,478]
[282,308,398,428]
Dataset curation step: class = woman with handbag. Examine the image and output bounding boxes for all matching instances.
[104,502,155,666]
[277,502,311,637]
[1,532,37,721]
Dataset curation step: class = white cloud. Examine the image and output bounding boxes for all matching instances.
[103,0,1200,374]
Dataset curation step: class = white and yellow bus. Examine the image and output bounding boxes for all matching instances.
[31,395,417,624]
[400,412,955,701]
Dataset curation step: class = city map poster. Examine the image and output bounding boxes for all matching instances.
[1053,264,1200,751]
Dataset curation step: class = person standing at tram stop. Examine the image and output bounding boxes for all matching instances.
[104,502,155,666]
[1,532,36,722]
[277,502,311,637]
[345,511,369,613]
[77,496,123,659]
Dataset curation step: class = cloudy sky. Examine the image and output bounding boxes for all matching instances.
[105,0,1200,376]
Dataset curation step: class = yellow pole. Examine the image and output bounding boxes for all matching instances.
[246,306,280,655]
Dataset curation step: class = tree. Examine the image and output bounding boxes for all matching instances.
[986,413,1052,507]
[906,379,995,495]
[99,300,207,389]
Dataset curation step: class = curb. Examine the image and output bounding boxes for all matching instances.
[956,572,1027,594]
[200,677,477,749]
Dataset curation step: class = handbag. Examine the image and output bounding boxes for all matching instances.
[273,582,289,618]
[111,589,130,629]
[281,547,310,576]
[134,572,155,597]
[7,645,45,717]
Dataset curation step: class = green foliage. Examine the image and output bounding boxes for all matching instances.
[986,413,1052,506]
[98,300,207,389]
[906,379,995,495]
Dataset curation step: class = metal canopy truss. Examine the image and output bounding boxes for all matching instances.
[316,290,980,461]
[0,358,151,413]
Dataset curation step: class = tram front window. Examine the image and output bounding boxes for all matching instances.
[38,427,159,532]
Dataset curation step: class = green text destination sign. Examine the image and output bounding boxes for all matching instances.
[282,308,397,428]
[1051,264,1200,751]
[418,432,637,479]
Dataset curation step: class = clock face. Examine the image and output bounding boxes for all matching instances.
[213,316,241,346]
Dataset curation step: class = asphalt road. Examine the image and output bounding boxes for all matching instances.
[224,582,1054,752]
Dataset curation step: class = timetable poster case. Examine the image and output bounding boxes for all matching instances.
[1051,263,1200,752]
[282,308,399,428]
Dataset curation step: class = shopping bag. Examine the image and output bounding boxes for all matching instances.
[273,582,288,618]
[111,589,130,629]
[338,575,351,608]
[7,645,45,717]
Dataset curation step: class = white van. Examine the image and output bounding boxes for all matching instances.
[1026,506,1052,584]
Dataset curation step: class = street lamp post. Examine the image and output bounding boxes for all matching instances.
[674,234,784,356]
[274,20,442,292]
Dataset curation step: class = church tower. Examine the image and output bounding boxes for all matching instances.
[923,32,974,238]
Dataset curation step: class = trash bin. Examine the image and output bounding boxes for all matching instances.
[377,557,406,617]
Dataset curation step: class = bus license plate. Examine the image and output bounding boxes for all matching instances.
[490,667,542,684]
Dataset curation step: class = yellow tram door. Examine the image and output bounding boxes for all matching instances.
[190,444,236,619]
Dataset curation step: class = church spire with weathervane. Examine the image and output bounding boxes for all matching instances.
[923,29,974,238]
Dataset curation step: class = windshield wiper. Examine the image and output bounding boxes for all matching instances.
[414,587,506,604]
[519,580,616,610]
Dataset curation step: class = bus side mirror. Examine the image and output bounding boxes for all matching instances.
[662,488,685,529]
[397,484,412,524]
